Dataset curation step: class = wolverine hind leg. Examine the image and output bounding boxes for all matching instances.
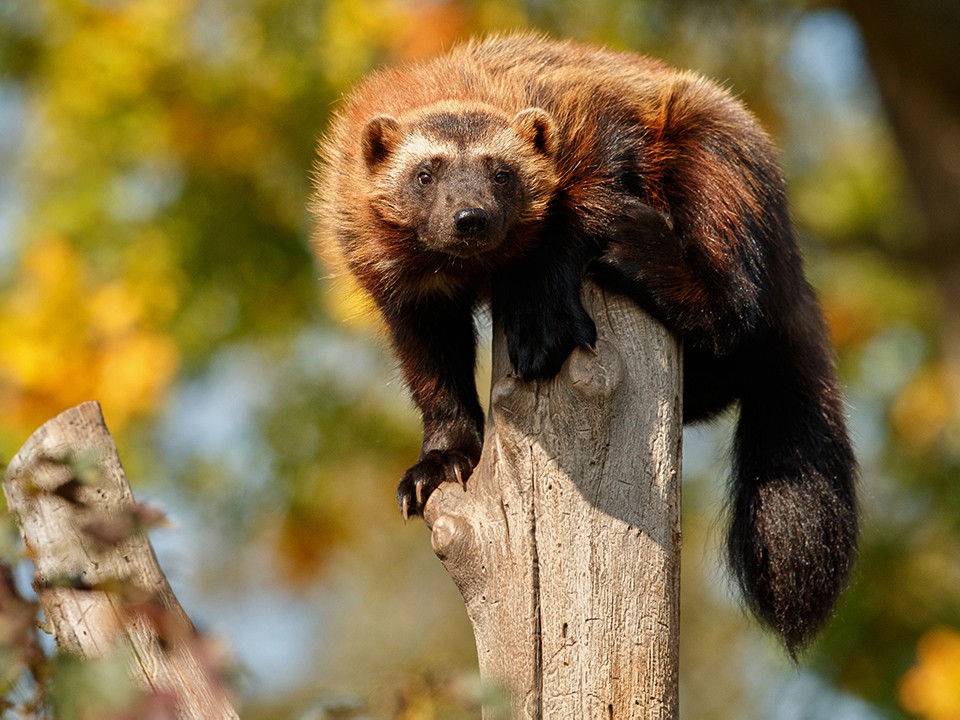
[590,197,763,357]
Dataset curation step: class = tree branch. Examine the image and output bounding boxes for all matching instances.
[3,401,240,720]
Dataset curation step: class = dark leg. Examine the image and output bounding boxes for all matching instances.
[379,292,484,518]
[494,212,598,381]
[681,344,740,422]
[590,198,763,356]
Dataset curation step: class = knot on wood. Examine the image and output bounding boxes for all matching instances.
[564,340,623,400]
[430,512,488,602]
[430,513,472,562]
[490,374,536,423]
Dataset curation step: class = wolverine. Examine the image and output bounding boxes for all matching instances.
[312,33,858,655]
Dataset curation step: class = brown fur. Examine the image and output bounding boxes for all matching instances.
[311,33,858,656]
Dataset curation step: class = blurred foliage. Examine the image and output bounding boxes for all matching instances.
[0,234,179,433]
[899,629,960,720]
[0,0,958,718]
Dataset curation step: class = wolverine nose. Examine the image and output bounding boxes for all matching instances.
[454,207,489,235]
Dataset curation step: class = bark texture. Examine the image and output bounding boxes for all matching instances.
[3,401,239,720]
[425,283,683,719]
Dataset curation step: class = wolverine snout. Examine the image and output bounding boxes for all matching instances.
[453,207,489,235]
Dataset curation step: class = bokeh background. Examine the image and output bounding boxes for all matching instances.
[1,0,959,718]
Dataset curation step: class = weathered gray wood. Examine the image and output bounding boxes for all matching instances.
[3,401,239,720]
[426,283,683,719]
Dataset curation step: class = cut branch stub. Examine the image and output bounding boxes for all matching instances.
[3,401,239,720]
[425,282,683,720]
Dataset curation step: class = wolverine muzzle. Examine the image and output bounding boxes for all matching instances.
[454,207,490,235]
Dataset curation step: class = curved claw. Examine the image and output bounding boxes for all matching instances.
[396,449,477,519]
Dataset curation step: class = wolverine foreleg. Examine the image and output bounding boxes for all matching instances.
[379,292,484,517]
[494,214,599,380]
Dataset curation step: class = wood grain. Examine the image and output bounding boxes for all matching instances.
[426,283,682,719]
[3,401,239,720]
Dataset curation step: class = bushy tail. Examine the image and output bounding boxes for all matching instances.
[727,302,858,657]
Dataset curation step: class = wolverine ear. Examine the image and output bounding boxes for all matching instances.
[512,108,556,157]
[362,114,401,168]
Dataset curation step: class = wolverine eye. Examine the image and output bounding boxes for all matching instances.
[493,170,511,185]
[417,171,433,185]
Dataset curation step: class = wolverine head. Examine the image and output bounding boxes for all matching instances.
[360,102,559,261]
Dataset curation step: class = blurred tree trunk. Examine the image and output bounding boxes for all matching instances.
[838,0,960,255]
[424,283,683,719]
[3,401,240,720]
[837,0,960,410]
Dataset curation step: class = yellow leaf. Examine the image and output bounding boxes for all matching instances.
[891,365,956,452]
[900,628,960,719]
[0,234,180,438]
[96,333,180,427]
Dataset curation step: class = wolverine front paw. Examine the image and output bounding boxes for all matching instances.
[396,449,475,519]
[506,304,597,381]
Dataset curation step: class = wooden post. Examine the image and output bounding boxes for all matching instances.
[425,283,683,719]
[3,401,240,720]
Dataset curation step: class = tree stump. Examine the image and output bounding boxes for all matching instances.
[3,401,239,720]
[425,283,683,719]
